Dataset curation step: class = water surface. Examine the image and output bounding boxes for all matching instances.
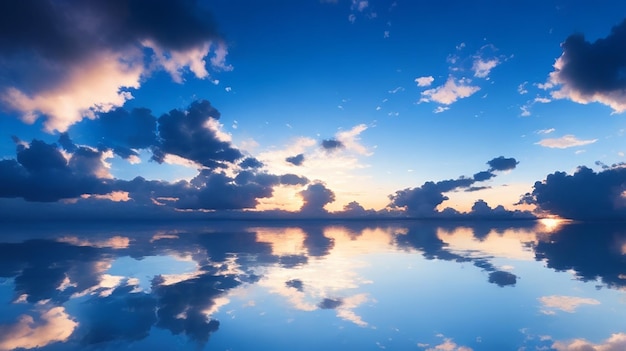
[0,220,624,350]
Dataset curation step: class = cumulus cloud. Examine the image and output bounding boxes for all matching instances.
[152,100,243,168]
[521,165,626,220]
[542,19,626,113]
[299,182,335,214]
[415,76,435,87]
[419,77,480,105]
[535,134,598,149]
[0,0,229,132]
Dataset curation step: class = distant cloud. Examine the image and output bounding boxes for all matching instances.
[472,58,499,78]
[552,333,626,351]
[286,153,305,166]
[0,0,228,132]
[538,295,600,314]
[433,106,449,113]
[299,182,335,214]
[521,164,626,220]
[388,156,519,217]
[415,76,434,87]
[388,86,404,94]
[543,19,626,113]
[535,134,598,149]
[420,77,480,105]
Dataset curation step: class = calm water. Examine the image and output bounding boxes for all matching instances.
[0,220,625,350]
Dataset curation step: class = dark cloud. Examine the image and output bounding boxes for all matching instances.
[389,157,519,217]
[280,174,309,186]
[0,0,218,61]
[547,19,626,112]
[73,107,157,160]
[321,139,344,151]
[299,182,335,214]
[487,156,518,172]
[467,199,532,219]
[318,298,343,310]
[0,139,111,202]
[286,153,305,166]
[239,157,264,169]
[153,100,243,169]
[473,171,495,182]
[286,279,304,292]
[525,165,626,220]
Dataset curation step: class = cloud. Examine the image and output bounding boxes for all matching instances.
[285,279,304,292]
[336,124,371,155]
[422,337,473,351]
[538,295,600,314]
[286,153,305,166]
[318,297,343,309]
[321,138,344,151]
[0,307,78,351]
[239,157,264,169]
[472,58,499,78]
[543,19,626,113]
[152,100,243,168]
[415,76,435,87]
[487,156,518,171]
[518,82,528,94]
[0,139,112,202]
[552,333,626,351]
[420,77,480,105]
[299,182,336,214]
[523,165,626,220]
[537,128,556,135]
[389,157,519,217]
[535,134,598,149]
[0,0,228,132]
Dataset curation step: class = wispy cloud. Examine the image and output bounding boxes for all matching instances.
[415,76,434,87]
[538,295,600,314]
[535,134,598,149]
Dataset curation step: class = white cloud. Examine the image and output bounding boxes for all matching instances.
[534,96,552,103]
[520,105,531,117]
[434,106,449,113]
[538,295,600,314]
[423,337,473,351]
[472,58,499,78]
[518,82,528,94]
[552,333,626,351]
[535,135,598,149]
[388,87,404,94]
[336,124,372,156]
[537,128,556,135]
[0,307,78,351]
[415,76,435,87]
[420,77,480,105]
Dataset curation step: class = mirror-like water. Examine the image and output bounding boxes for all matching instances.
[0,220,624,350]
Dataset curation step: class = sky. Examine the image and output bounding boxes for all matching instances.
[1,0,626,220]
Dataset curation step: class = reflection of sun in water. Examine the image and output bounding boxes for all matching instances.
[538,218,566,233]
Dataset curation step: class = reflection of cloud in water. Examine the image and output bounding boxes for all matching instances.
[57,235,130,249]
[0,306,77,351]
[419,335,473,351]
[538,295,600,314]
[436,226,538,260]
[256,227,307,256]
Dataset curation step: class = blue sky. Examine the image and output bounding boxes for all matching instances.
[1,0,626,220]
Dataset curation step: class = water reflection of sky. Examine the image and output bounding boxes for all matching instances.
[0,220,625,350]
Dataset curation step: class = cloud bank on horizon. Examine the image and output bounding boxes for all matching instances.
[0,0,625,221]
